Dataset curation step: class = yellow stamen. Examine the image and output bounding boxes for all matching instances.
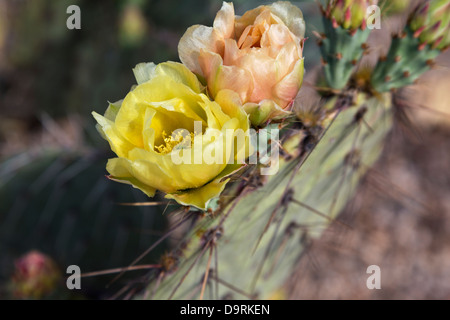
[155,130,196,154]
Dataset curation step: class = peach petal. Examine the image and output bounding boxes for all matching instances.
[213,2,235,39]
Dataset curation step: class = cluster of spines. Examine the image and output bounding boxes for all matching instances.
[371,0,450,93]
[318,0,374,90]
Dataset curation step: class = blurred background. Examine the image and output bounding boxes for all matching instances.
[0,0,449,299]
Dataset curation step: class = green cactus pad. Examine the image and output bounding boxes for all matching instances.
[371,27,441,93]
[143,93,393,300]
[320,17,371,90]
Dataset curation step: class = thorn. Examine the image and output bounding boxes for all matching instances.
[400,31,407,39]
[385,76,391,82]
[361,19,367,31]
[432,36,444,50]
[394,55,401,62]
[361,43,369,50]
[332,17,339,29]
[418,2,430,16]
[351,59,357,66]
[321,58,328,66]
[413,26,425,38]
[344,7,351,24]
[426,59,435,67]
[380,56,387,62]
[312,30,325,39]
[403,71,410,78]
[431,21,442,32]
[336,53,343,60]
[418,42,427,51]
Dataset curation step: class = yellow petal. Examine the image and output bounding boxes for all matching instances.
[165,163,244,210]
[115,78,203,148]
[107,156,179,194]
[200,94,230,129]
[165,177,229,210]
[132,62,157,85]
[106,157,156,197]
[104,100,122,121]
[155,61,203,93]
[214,89,248,128]
[92,112,134,158]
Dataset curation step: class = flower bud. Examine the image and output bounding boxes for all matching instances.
[323,0,377,30]
[409,0,450,50]
[11,251,61,299]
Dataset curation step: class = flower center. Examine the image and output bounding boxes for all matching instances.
[154,130,196,155]
[237,24,263,49]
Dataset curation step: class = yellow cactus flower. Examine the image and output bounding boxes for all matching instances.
[92,62,252,210]
[178,1,305,126]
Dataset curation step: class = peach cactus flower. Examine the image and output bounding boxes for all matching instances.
[178,1,305,126]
